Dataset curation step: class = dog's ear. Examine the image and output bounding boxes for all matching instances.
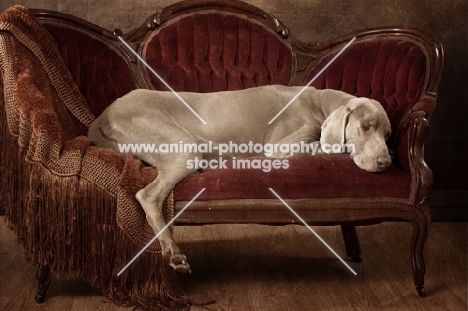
[320,105,351,154]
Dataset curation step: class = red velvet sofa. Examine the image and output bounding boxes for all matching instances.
[0,1,443,309]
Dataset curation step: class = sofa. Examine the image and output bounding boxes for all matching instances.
[0,0,443,310]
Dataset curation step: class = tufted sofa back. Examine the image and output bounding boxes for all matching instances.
[33,2,443,131]
[308,39,430,128]
[43,24,136,117]
[142,13,293,93]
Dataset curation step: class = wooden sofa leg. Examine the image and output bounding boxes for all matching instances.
[411,206,431,297]
[340,225,362,262]
[35,265,51,303]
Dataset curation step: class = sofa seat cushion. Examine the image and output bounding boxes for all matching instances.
[173,154,411,202]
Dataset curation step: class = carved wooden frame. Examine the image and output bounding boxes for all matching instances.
[29,0,443,299]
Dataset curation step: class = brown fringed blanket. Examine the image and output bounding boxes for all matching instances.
[0,5,189,310]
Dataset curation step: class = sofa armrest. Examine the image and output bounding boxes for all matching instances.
[393,104,434,203]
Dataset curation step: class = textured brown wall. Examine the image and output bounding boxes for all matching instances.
[1,0,467,212]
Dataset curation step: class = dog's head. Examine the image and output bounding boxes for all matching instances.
[320,97,392,172]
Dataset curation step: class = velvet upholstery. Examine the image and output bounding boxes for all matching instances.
[38,14,430,203]
[43,25,136,117]
[308,40,427,129]
[174,155,411,202]
[143,13,293,92]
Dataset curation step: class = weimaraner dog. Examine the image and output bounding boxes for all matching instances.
[88,85,392,273]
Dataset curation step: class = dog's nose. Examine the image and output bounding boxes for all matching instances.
[376,156,391,170]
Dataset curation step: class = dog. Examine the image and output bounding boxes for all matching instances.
[88,85,392,273]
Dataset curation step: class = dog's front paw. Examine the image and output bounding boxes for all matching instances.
[169,253,191,273]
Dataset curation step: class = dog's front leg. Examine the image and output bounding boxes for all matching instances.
[136,155,197,273]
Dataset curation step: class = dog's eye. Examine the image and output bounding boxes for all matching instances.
[362,125,371,132]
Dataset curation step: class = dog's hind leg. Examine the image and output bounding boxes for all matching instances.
[136,153,198,273]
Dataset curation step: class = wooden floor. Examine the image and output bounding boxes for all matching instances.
[1,217,466,310]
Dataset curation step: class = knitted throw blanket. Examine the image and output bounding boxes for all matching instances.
[0,5,188,310]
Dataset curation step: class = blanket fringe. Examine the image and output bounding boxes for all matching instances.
[1,137,191,310]
[0,16,191,310]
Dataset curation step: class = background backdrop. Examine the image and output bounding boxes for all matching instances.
[1,0,466,220]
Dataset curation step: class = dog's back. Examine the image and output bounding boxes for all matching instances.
[87,86,356,156]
